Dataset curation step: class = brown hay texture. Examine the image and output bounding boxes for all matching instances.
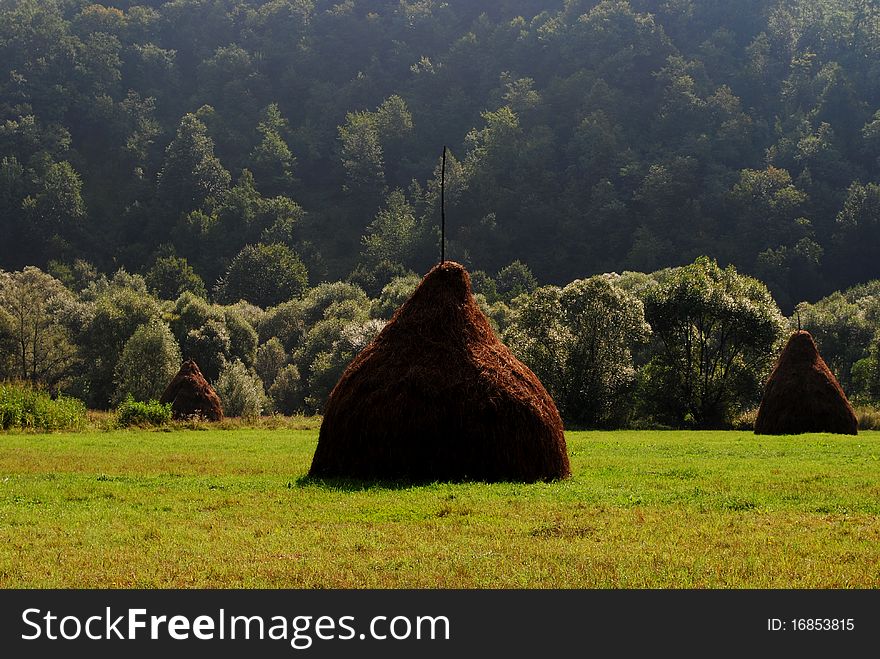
[160,359,224,421]
[309,261,570,482]
[754,330,857,435]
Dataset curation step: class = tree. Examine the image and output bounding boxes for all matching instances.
[255,337,287,389]
[371,273,421,319]
[303,319,385,412]
[300,281,370,327]
[462,107,524,219]
[145,253,207,300]
[3,0,880,304]
[269,363,304,415]
[71,271,162,407]
[360,189,420,269]
[20,159,86,263]
[0,157,27,265]
[170,291,216,346]
[22,159,86,229]
[726,167,810,264]
[795,292,873,395]
[569,111,627,185]
[469,270,499,303]
[113,320,181,404]
[495,260,537,303]
[249,103,295,195]
[832,182,880,286]
[852,329,880,403]
[76,31,123,96]
[339,110,384,195]
[373,95,414,185]
[258,300,304,351]
[354,187,428,296]
[215,359,267,420]
[293,283,374,412]
[505,275,650,427]
[223,307,259,368]
[178,170,307,282]
[216,243,308,308]
[641,257,785,428]
[157,112,230,216]
[183,318,231,383]
[755,235,824,313]
[0,267,77,389]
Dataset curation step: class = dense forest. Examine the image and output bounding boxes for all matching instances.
[2,0,880,310]
[3,0,880,428]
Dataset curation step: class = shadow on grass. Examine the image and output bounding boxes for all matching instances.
[294,475,426,492]
[295,472,567,491]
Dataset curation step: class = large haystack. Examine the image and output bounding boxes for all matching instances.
[309,261,570,482]
[160,359,224,421]
[754,330,857,435]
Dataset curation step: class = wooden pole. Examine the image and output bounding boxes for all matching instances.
[441,146,446,264]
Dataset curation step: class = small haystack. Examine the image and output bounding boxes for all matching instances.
[754,330,857,435]
[309,261,570,482]
[160,359,224,421]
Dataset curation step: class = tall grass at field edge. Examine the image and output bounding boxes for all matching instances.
[0,381,87,431]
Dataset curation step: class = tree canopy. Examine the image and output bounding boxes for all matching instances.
[1,0,879,308]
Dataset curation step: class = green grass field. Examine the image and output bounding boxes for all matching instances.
[1,428,879,588]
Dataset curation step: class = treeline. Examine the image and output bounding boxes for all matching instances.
[2,0,880,309]
[3,257,880,428]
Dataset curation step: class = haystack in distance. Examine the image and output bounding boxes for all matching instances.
[160,359,224,421]
[309,261,570,482]
[754,330,857,435]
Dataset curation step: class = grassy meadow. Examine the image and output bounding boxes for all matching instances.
[1,427,879,588]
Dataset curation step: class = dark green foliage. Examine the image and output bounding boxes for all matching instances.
[348,259,412,299]
[1,0,879,300]
[146,253,207,300]
[70,271,162,408]
[157,113,230,217]
[113,320,182,405]
[505,275,650,427]
[222,308,259,368]
[0,267,78,388]
[116,395,172,428]
[249,103,295,195]
[268,363,303,415]
[258,300,303,351]
[170,291,215,346]
[371,274,421,319]
[832,183,880,286]
[303,319,385,413]
[469,270,499,303]
[216,243,308,308]
[214,359,266,419]
[255,337,287,389]
[640,257,785,428]
[183,318,231,383]
[300,282,369,327]
[360,190,421,270]
[495,260,538,303]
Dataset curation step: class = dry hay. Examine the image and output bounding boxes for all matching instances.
[160,359,224,421]
[309,261,570,482]
[754,330,857,435]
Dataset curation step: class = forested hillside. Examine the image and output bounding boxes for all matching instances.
[2,0,879,309]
